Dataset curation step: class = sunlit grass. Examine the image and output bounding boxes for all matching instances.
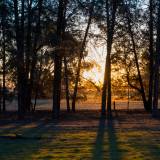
[0,112,160,160]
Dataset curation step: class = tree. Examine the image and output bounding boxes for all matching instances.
[101,0,118,118]
[0,1,7,112]
[0,80,1,112]
[152,0,160,117]
[12,0,44,118]
[148,0,154,110]
[71,0,95,112]
[52,0,68,118]
[13,0,26,118]
[26,0,43,112]
[64,56,71,112]
[122,0,152,111]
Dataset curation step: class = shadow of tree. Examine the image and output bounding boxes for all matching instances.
[0,120,59,160]
[92,117,122,160]
[107,120,122,160]
[127,131,160,159]
[92,117,106,160]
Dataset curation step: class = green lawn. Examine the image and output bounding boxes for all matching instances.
[0,111,160,160]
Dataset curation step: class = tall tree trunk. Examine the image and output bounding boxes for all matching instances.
[25,0,32,111]
[101,0,117,118]
[26,0,32,76]
[125,4,150,111]
[72,1,94,112]
[33,51,43,112]
[53,54,62,118]
[2,31,6,112]
[64,57,70,112]
[0,81,2,113]
[52,0,67,118]
[1,4,6,112]
[13,0,26,118]
[101,72,107,116]
[26,0,43,112]
[62,0,70,112]
[152,0,160,117]
[20,0,27,113]
[129,22,148,110]
[148,0,154,110]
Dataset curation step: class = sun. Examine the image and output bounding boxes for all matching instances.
[82,67,103,86]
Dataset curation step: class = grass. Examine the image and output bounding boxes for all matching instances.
[0,110,160,160]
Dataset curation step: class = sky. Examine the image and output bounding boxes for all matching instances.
[83,43,106,85]
[82,23,106,85]
[82,0,149,85]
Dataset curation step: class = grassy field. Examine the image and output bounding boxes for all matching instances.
[0,110,160,160]
[6,99,145,111]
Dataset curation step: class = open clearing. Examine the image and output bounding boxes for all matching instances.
[0,110,160,160]
[6,99,145,111]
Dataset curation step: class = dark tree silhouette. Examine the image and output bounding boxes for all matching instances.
[148,0,154,111]
[52,0,68,118]
[1,1,7,112]
[152,0,160,117]
[101,0,118,118]
[72,0,95,112]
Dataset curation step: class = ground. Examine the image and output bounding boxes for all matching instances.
[6,99,144,111]
[0,110,160,160]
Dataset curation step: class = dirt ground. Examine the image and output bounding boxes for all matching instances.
[0,110,160,160]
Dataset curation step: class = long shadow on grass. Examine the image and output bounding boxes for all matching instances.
[127,131,160,159]
[92,116,121,160]
[107,119,122,160]
[92,117,106,160]
[0,120,59,160]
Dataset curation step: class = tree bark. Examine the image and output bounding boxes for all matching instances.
[1,3,6,112]
[2,30,6,112]
[152,0,160,117]
[125,4,150,111]
[64,57,70,112]
[148,0,154,110]
[52,0,67,118]
[13,0,26,119]
[101,0,117,118]
[72,0,94,112]
[26,0,43,112]
[33,51,43,112]
[0,75,1,112]
[25,0,32,112]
